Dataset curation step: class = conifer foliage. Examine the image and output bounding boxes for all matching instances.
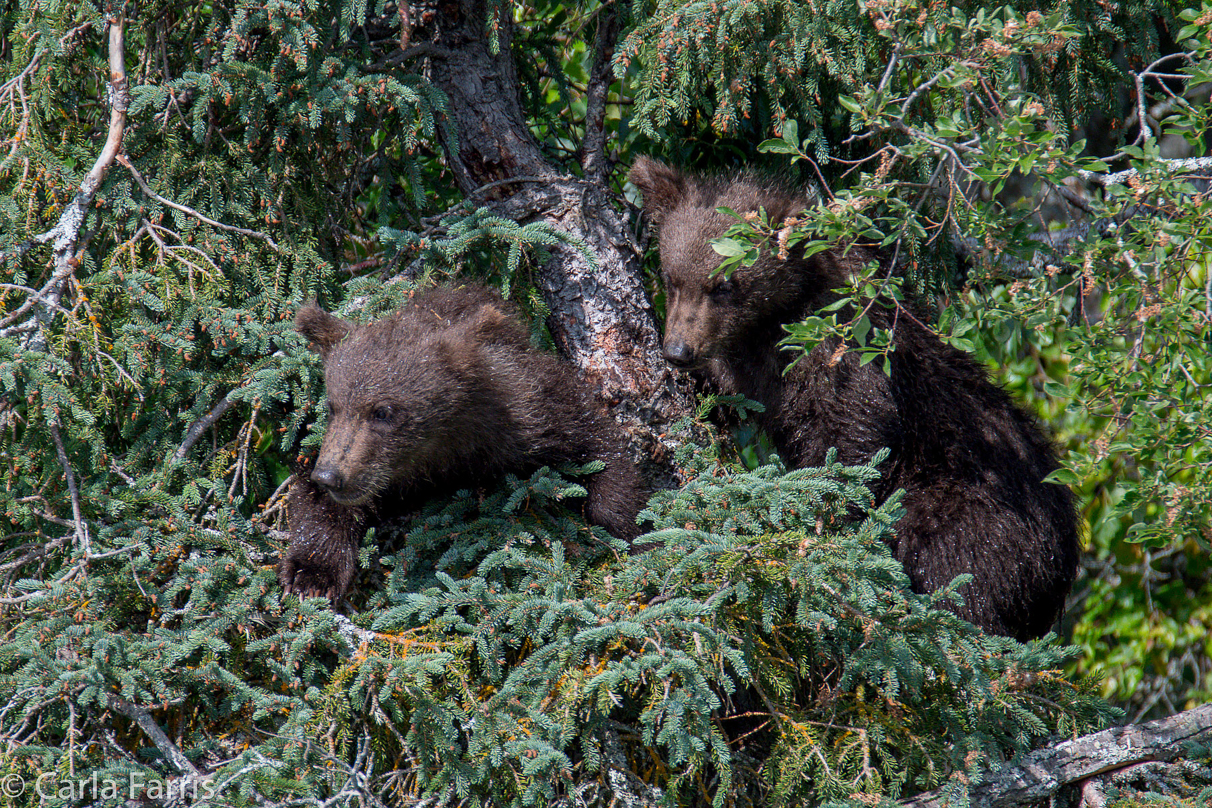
[0,0,1201,804]
[1,429,1111,806]
[622,0,1212,714]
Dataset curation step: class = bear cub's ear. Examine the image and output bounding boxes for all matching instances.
[437,303,517,364]
[295,303,353,359]
[462,302,528,347]
[628,156,687,225]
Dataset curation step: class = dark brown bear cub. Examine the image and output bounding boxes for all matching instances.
[629,156,1079,640]
[281,284,648,600]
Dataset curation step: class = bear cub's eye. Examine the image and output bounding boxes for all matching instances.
[372,405,394,423]
[709,279,734,301]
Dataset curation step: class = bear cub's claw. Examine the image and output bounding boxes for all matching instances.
[279,553,352,602]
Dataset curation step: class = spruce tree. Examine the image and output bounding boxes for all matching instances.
[0,0,1208,805]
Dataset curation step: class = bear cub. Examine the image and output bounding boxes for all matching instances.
[281,284,649,600]
[630,156,1080,640]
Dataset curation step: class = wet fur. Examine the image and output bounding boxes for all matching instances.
[282,285,649,600]
[630,156,1080,640]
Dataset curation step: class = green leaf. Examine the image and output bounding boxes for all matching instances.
[712,238,750,258]
[759,138,799,154]
[1042,468,1081,486]
[852,315,871,346]
[1042,380,1071,398]
[782,118,799,146]
[819,297,853,312]
[838,95,863,114]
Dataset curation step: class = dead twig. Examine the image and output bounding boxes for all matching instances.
[117,154,280,252]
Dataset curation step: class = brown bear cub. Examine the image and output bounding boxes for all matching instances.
[281,284,649,600]
[629,156,1080,641]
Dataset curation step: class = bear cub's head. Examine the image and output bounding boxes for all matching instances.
[629,156,842,369]
[295,289,526,507]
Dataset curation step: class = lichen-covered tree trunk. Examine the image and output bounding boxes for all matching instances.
[425,0,694,455]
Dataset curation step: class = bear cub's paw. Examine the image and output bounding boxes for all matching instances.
[278,540,356,601]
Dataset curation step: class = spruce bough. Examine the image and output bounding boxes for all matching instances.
[1,432,1113,807]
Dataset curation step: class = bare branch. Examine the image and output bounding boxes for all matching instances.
[1,14,129,350]
[108,696,201,777]
[876,41,903,94]
[580,6,623,184]
[117,154,281,251]
[1134,80,1212,129]
[176,393,236,462]
[899,62,974,118]
[1042,178,1096,217]
[1119,51,1199,149]
[903,704,1212,808]
[362,42,455,72]
[1130,71,1153,146]
[1075,156,1212,187]
[49,421,90,556]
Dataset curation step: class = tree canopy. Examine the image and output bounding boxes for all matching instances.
[0,0,1209,805]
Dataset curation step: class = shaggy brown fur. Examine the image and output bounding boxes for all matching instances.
[281,285,649,600]
[630,156,1080,640]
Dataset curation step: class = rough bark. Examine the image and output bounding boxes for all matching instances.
[904,704,1212,808]
[424,0,694,460]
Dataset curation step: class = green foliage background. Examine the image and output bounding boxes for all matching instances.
[0,0,1209,804]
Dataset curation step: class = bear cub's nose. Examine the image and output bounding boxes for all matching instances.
[311,467,346,494]
[663,339,696,367]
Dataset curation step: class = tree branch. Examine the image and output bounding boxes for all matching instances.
[904,704,1212,808]
[1075,156,1212,187]
[0,13,128,351]
[49,421,90,556]
[175,393,236,462]
[580,3,623,185]
[108,695,201,777]
[117,154,280,251]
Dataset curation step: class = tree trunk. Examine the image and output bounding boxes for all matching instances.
[425,0,694,461]
[904,704,1212,808]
